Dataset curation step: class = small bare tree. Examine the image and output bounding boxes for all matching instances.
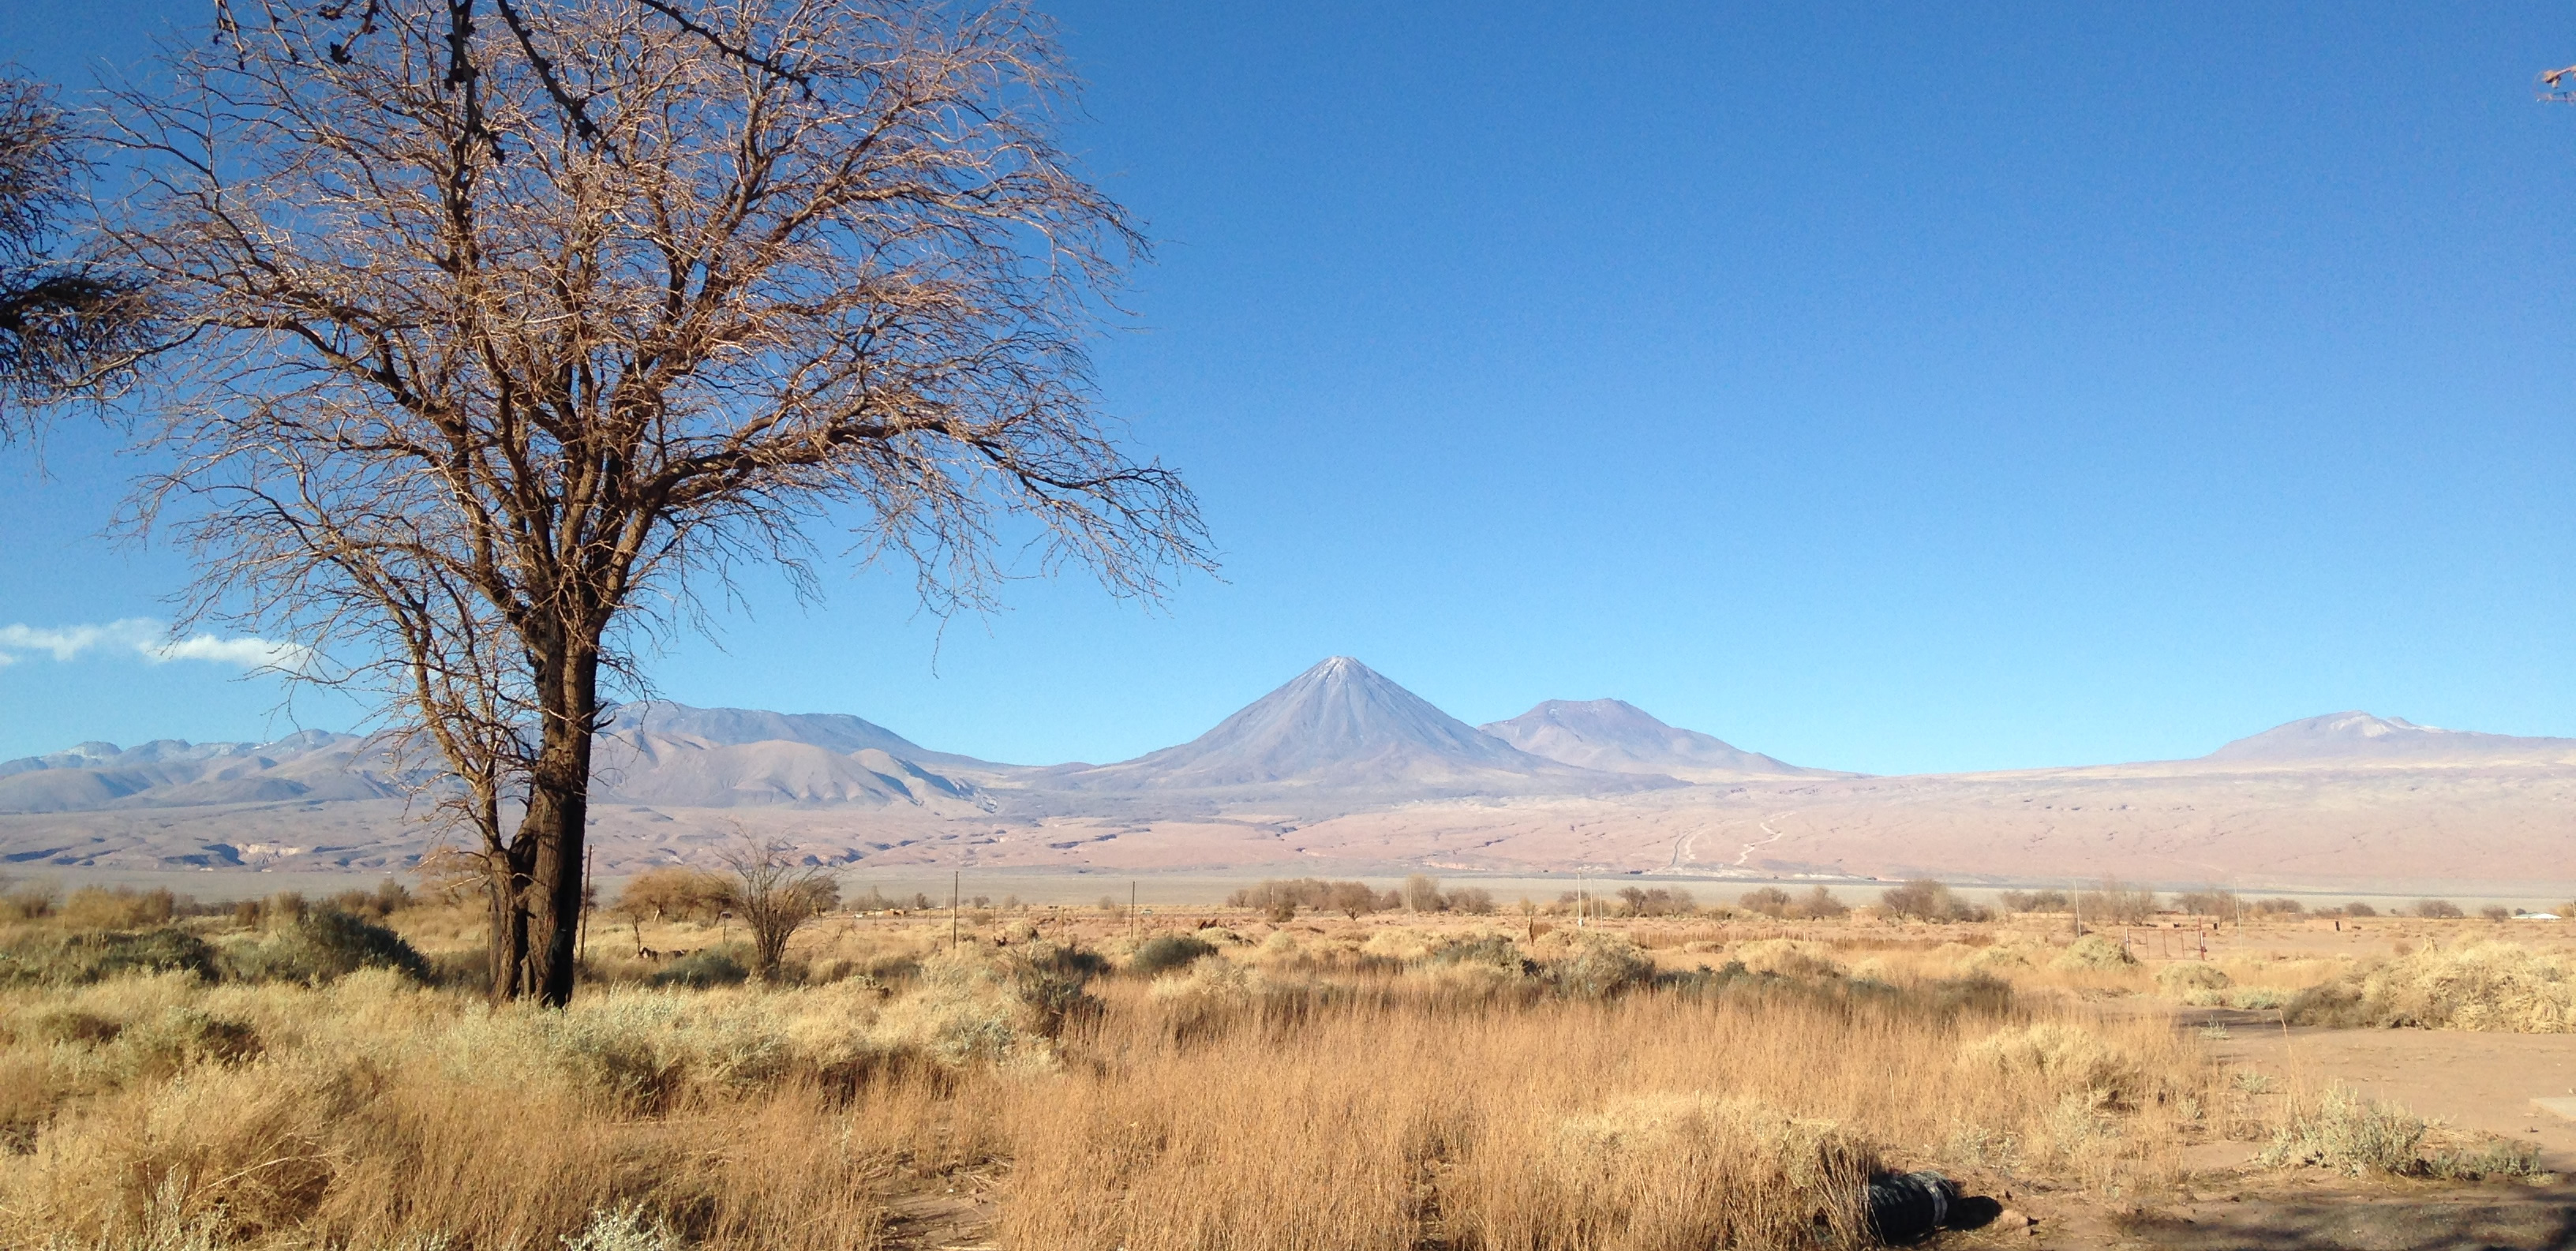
[715,838,839,980]
[96,0,1208,1005]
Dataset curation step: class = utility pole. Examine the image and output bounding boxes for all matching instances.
[951,870,960,949]
[1130,881,1138,932]
[578,846,595,965]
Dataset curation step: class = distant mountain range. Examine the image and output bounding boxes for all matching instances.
[3,658,2572,886]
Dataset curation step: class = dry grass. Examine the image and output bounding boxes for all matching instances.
[1001,971,2207,1251]
[18,901,2540,1249]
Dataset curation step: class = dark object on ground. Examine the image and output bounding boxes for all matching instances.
[1866,1170,1962,1243]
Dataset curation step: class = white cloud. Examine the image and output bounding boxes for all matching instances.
[0,619,310,672]
[152,634,313,670]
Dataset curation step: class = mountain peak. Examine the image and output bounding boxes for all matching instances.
[1480,699,1833,779]
[600,700,1007,768]
[1062,657,1656,799]
[2203,711,2576,764]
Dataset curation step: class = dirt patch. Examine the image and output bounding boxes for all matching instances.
[2192,1010,2576,1173]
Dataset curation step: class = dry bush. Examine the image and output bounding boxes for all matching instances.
[2259,1082,2539,1180]
[59,888,179,931]
[2155,962,2231,997]
[2286,940,2576,1031]
[2054,935,2136,971]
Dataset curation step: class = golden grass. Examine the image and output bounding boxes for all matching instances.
[17,904,2525,1249]
[1001,973,2209,1251]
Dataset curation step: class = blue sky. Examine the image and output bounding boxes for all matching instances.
[3,1,2574,776]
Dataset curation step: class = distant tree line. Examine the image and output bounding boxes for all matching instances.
[1224,875,1499,920]
[1216,872,2519,927]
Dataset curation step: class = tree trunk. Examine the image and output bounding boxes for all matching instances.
[485,860,531,1003]
[513,639,600,1007]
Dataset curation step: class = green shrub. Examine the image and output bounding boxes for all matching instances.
[226,908,429,984]
[1129,933,1217,977]
[1549,934,1654,998]
[561,1203,683,1251]
[0,927,221,986]
[648,946,749,989]
[1427,935,1526,970]
[2053,935,2136,970]
[2155,962,2230,995]
[432,946,493,994]
[1007,940,1110,1036]
[2254,1084,2537,1178]
[2424,1133,2544,1181]
[115,1008,262,1081]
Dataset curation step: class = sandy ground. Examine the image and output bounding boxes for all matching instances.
[2202,1015,2576,1173]
[1962,1015,2576,1251]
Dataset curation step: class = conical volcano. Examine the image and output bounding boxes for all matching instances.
[1057,657,1664,798]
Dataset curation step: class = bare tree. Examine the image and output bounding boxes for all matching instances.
[1401,874,1443,913]
[2077,878,2159,926]
[713,837,839,979]
[0,73,152,432]
[97,0,1208,1005]
[1326,880,1379,920]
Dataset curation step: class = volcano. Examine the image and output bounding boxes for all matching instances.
[1052,657,1664,799]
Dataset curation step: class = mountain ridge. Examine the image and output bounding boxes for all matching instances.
[2201,710,2576,766]
[1479,698,1841,781]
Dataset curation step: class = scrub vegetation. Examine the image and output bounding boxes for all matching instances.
[0,875,2555,1249]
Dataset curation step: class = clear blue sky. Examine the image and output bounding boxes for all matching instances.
[3,1,2574,776]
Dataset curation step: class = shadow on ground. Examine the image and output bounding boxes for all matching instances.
[2103,1193,2576,1251]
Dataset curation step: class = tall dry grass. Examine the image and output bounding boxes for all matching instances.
[0,914,2240,1251]
[0,972,1009,1249]
[1000,963,2212,1251]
